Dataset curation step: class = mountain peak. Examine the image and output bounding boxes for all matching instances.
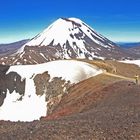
[1,17,134,65]
[61,17,83,23]
[17,17,116,58]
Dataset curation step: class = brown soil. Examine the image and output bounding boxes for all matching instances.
[0,60,140,140]
[78,59,140,77]
[0,81,140,140]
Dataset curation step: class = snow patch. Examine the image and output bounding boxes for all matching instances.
[7,60,103,84]
[0,90,47,122]
[2,62,5,65]
[0,60,103,122]
[120,60,140,67]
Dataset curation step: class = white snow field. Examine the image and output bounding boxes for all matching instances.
[120,60,140,67]
[0,60,103,122]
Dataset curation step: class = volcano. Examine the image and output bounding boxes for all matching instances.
[0,17,134,65]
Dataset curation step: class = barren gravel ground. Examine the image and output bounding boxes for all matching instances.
[0,61,140,140]
[0,81,140,140]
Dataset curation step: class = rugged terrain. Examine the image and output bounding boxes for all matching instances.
[0,40,29,57]
[127,46,140,55]
[0,18,138,65]
[1,81,140,140]
[0,60,140,139]
[118,42,140,56]
[0,60,102,121]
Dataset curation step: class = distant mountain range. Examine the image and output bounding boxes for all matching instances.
[117,42,140,48]
[0,39,29,56]
[116,42,140,55]
[126,46,140,55]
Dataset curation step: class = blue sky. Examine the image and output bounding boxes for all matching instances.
[0,0,140,43]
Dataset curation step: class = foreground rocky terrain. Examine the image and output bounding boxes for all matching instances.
[0,80,140,140]
[0,60,140,139]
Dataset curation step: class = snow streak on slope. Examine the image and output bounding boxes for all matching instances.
[17,17,115,60]
[24,18,109,48]
[0,60,103,122]
[120,60,140,67]
[6,60,103,84]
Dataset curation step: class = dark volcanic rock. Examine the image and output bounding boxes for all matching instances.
[0,65,25,107]
[34,72,71,114]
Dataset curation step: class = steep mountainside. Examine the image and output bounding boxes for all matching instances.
[0,18,135,65]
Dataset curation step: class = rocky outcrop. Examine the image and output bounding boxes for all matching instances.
[34,72,71,114]
[0,65,25,106]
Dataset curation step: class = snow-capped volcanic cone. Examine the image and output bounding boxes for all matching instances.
[0,18,133,65]
[18,17,117,58]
